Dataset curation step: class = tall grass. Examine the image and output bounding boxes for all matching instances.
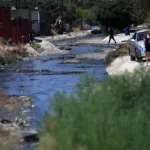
[38,69,150,150]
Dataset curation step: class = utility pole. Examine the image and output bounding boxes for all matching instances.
[61,0,64,34]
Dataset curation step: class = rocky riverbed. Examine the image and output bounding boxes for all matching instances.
[0,94,39,145]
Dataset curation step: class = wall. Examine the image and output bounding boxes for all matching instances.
[10,9,32,43]
[11,9,31,20]
[0,7,11,40]
[40,12,50,35]
[11,19,32,44]
[31,11,40,35]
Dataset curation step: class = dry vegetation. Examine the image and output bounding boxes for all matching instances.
[0,38,28,65]
[0,134,19,150]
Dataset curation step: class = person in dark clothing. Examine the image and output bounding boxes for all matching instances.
[108,28,116,44]
[29,31,35,46]
[144,29,150,66]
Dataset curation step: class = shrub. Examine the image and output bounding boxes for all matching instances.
[32,43,41,50]
[105,46,128,65]
[72,27,81,33]
[38,69,150,150]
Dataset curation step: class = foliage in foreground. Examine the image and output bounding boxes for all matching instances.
[105,46,128,65]
[38,69,150,150]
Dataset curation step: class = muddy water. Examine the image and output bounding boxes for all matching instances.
[0,45,108,149]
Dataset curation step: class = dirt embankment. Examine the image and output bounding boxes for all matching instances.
[106,56,145,76]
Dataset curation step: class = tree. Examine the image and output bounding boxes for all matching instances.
[94,0,149,29]
[95,0,133,29]
[63,1,77,26]
[75,7,89,29]
[0,0,37,8]
[131,0,148,24]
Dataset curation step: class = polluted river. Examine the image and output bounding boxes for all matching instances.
[0,36,116,149]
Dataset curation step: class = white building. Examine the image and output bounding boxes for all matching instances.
[31,11,50,36]
[31,11,40,35]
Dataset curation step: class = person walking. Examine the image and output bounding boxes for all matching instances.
[144,29,150,66]
[108,28,116,44]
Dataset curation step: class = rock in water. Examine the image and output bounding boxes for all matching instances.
[17,129,39,143]
[1,118,12,124]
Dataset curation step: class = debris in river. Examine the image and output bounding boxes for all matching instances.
[0,94,37,144]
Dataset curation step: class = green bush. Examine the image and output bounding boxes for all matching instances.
[32,43,41,50]
[38,69,150,150]
[105,47,128,65]
[0,56,17,65]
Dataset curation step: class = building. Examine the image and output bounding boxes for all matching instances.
[31,11,50,36]
[0,7,11,40]
[39,12,50,36]
[10,9,32,43]
[31,11,40,36]
[0,7,50,43]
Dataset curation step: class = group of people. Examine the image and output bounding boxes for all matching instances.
[20,31,35,46]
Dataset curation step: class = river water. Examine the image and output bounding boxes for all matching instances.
[0,43,108,149]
